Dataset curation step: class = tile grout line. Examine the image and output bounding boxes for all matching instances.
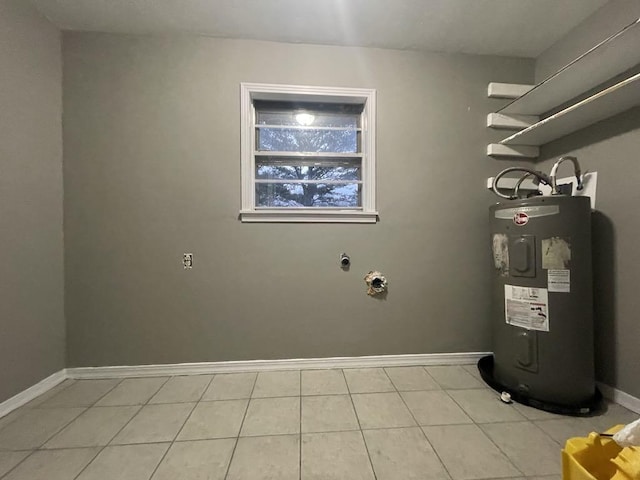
[0,451,33,480]
[443,385,526,427]
[0,421,571,449]
[223,372,259,480]
[0,385,476,451]
[442,375,527,478]
[24,378,77,410]
[180,418,588,439]
[389,369,456,480]
[32,378,123,410]
[0,450,38,479]
[96,376,172,408]
[400,366,527,479]
[171,424,465,440]
[418,365,443,389]
[0,379,125,480]
[145,374,216,480]
[2,367,623,479]
[49,377,125,421]
[62,377,147,480]
[532,418,571,448]
[341,368,378,480]
[70,376,171,480]
[28,387,493,405]
[478,421,561,478]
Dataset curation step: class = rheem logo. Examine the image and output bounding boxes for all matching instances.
[513,212,529,226]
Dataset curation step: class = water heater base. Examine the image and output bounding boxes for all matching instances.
[477,355,602,417]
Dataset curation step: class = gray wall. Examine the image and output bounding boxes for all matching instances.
[63,32,533,367]
[535,0,640,82]
[0,0,64,402]
[536,1,640,398]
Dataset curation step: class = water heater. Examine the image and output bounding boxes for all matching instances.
[479,161,599,415]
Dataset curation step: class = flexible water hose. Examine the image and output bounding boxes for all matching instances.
[549,156,583,194]
[514,173,537,200]
[492,167,552,200]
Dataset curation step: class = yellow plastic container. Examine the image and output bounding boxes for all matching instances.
[562,425,640,480]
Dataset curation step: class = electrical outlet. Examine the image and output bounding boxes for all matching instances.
[183,253,193,269]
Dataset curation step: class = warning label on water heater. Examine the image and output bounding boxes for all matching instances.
[504,285,549,331]
[548,269,570,293]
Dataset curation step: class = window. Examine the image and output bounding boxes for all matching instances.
[240,83,377,223]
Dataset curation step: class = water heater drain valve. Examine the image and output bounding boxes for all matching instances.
[364,271,387,296]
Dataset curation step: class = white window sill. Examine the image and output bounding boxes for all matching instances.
[239,210,379,223]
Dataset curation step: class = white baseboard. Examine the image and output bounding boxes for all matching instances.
[66,352,491,379]
[598,382,640,414]
[0,370,67,419]
[4,355,638,422]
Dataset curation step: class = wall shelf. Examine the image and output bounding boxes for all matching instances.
[500,18,640,116]
[488,17,640,158]
[501,72,640,146]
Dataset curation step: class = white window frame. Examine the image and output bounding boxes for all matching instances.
[240,82,377,223]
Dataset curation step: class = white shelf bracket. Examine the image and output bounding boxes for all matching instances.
[487,144,539,159]
[487,82,534,99]
[486,113,538,130]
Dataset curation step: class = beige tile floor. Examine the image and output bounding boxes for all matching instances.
[0,364,637,480]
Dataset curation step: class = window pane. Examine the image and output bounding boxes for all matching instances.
[256,157,361,181]
[254,100,362,129]
[257,111,359,128]
[257,128,359,153]
[256,183,361,208]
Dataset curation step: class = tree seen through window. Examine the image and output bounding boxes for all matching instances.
[254,104,362,208]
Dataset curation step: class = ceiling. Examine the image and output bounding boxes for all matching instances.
[31,0,608,58]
